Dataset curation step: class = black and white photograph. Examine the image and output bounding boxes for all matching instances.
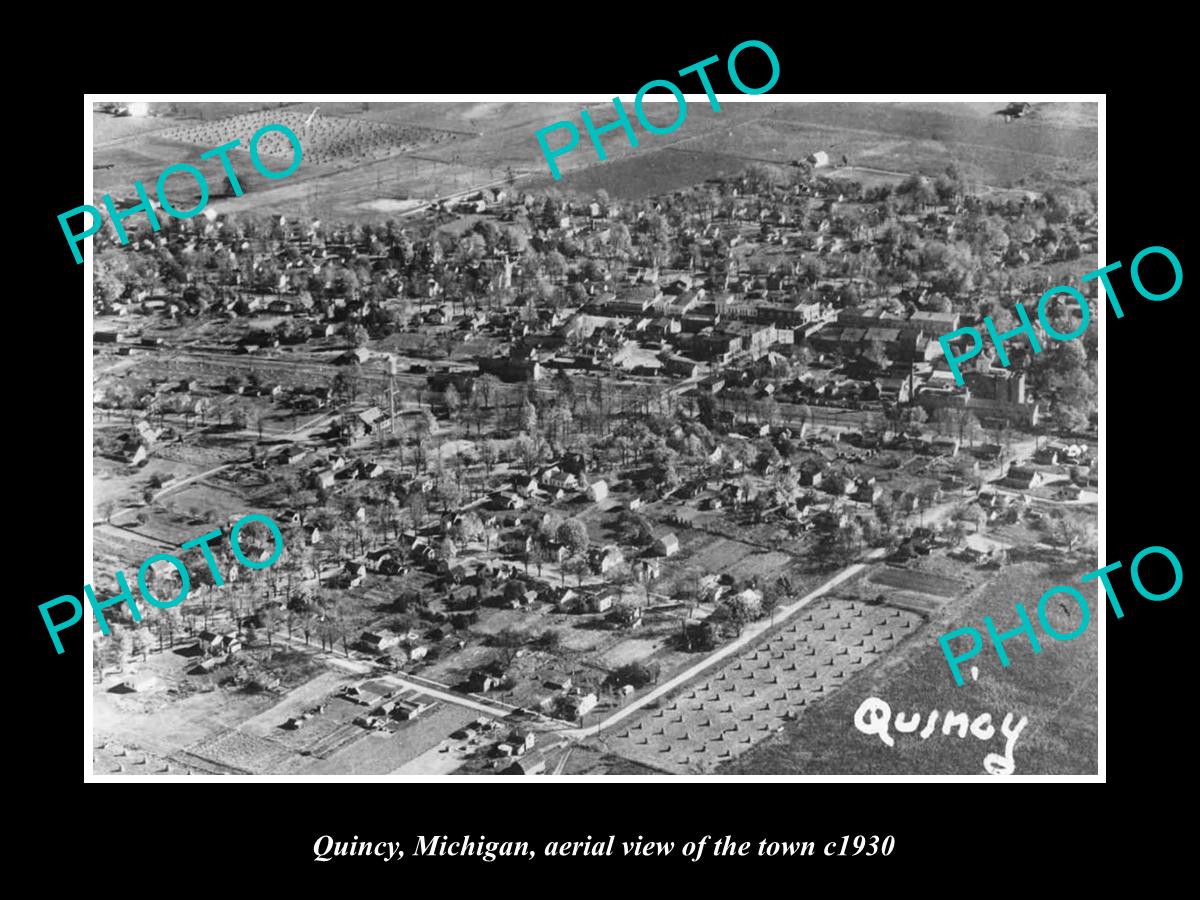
[82,95,1102,779]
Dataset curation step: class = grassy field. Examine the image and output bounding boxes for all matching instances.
[869,568,967,599]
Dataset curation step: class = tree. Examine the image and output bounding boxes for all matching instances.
[534,629,562,652]
[491,628,527,668]
[259,605,282,647]
[520,400,538,435]
[720,594,757,637]
[316,617,340,653]
[612,661,660,689]
[761,580,781,625]
[836,520,864,557]
[474,374,502,409]
[527,541,548,577]
[131,625,154,661]
[480,439,498,474]
[515,434,542,472]
[1049,514,1091,553]
[954,503,987,534]
[153,608,183,652]
[562,556,590,586]
[557,518,590,558]
[111,627,134,672]
[443,383,461,420]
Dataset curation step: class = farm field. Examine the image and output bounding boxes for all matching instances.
[722,558,1098,775]
[600,597,924,773]
[869,567,968,599]
[93,99,1095,225]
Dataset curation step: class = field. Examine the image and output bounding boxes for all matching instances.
[93,100,1097,224]
[600,597,923,773]
[96,647,480,775]
[722,558,1098,775]
[670,102,1099,189]
[869,568,968,599]
[159,109,459,166]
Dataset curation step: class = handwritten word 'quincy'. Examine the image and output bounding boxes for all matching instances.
[937,245,1183,385]
[535,40,780,181]
[60,122,304,264]
[939,544,1182,686]
[40,513,284,653]
[854,695,1029,776]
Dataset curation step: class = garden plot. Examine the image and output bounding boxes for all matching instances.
[185,728,296,774]
[603,598,923,773]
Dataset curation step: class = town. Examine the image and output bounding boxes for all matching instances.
[90,100,1098,776]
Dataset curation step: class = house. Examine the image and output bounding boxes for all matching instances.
[120,674,159,693]
[545,672,573,691]
[1005,465,1044,490]
[553,588,579,612]
[590,545,624,575]
[311,469,336,490]
[654,533,680,557]
[392,699,428,720]
[469,671,499,692]
[492,491,525,510]
[197,630,241,656]
[572,693,599,716]
[359,630,400,652]
[514,730,537,752]
[731,588,763,616]
[502,750,548,775]
[1035,446,1061,465]
[614,605,643,628]
[854,482,884,504]
[541,469,577,491]
[931,438,960,457]
[587,480,609,502]
[588,594,615,614]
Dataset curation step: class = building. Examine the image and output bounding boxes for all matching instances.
[588,594,615,613]
[1005,465,1044,490]
[655,533,680,557]
[359,630,400,652]
[502,750,548,775]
